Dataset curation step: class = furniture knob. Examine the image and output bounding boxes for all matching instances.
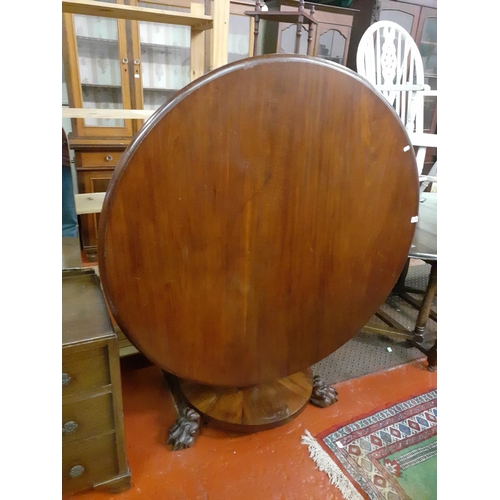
[105,155,113,162]
[69,465,85,479]
[122,58,128,64]
[62,373,72,386]
[63,421,78,434]
[134,59,141,65]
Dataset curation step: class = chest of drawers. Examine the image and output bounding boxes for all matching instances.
[62,268,131,495]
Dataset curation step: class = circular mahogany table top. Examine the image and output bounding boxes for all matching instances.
[99,55,419,387]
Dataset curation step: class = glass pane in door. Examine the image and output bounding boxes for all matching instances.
[317,30,346,65]
[74,14,125,127]
[139,20,191,110]
[228,14,251,63]
[279,24,309,55]
[137,3,191,110]
[420,17,437,132]
[419,17,437,77]
[379,10,414,35]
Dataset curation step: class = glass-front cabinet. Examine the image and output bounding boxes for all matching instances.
[63,0,256,139]
[63,0,133,137]
[63,0,201,139]
[257,0,355,65]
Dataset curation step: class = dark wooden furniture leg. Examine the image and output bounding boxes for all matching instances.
[427,340,437,372]
[413,261,437,369]
[310,375,338,408]
[162,371,202,450]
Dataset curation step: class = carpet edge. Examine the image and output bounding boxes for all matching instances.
[301,430,364,500]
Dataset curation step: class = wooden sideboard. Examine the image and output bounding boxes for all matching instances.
[62,268,131,495]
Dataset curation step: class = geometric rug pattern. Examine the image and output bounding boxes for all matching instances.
[303,389,437,500]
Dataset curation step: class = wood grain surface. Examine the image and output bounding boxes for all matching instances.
[99,54,419,387]
[180,369,313,432]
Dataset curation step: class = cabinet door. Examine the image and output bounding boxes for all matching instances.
[316,24,351,65]
[228,2,253,63]
[77,170,115,258]
[379,0,421,38]
[62,0,134,138]
[278,22,311,55]
[129,1,192,115]
[416,7,437,133]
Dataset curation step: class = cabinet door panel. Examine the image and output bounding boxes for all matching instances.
[129,3,192,114]
[317,26,350,65]
[379,0,421,38]
[417,9,437,133]
[228,13,252,63]
[278,23,310,55]
[77,171,114,257]
[63,1,134,138]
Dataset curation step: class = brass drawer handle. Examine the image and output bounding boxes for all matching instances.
[62,373,72,386]
[69,465,85,479]
[63,421,78,434]
[105,155,113,162]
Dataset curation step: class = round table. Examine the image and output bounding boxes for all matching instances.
[98,54,420,434]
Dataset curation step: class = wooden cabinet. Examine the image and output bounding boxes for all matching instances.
[258,0,357,65]
[63,0,206,138]
[73,146,126,259]
[62,268,130,495]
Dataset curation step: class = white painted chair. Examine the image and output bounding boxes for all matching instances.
[356,20,437,185]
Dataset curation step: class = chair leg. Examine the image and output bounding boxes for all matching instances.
[413,261,437,343]
[413,261,437,371]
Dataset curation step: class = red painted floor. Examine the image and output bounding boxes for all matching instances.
[64,357,436,500]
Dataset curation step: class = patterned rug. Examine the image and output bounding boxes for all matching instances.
[302,390,437,500]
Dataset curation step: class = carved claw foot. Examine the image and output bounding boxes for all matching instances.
[167,406,202,450]
[310,375,338,408]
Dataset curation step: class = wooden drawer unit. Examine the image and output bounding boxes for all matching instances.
[76,151,122,169]
[63,393,115,444]
[62,432,120,494]
[62,268,131,496]
[62,344,111,397]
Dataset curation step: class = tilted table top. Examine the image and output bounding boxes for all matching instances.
[99,55,420,387]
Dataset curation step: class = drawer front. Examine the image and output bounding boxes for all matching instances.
[63,392,115,444]
[77,151,122,168]
[62,344,110,397]
[62,432,118,495]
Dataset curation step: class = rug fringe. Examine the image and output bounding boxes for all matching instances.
[301,430,364,500]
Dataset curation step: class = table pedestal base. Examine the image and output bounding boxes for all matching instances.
[178,369,313,434]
